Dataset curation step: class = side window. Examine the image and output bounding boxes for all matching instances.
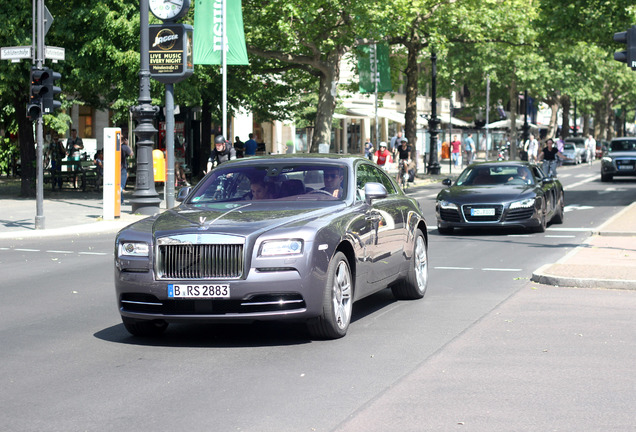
[355,163,397,201]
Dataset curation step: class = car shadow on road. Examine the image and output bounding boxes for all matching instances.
[94,289,400,348]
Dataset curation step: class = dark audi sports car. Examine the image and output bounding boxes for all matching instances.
[436,161,564,234]
[115,155,428,339]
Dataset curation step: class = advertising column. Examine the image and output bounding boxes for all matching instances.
[103,128,121,220]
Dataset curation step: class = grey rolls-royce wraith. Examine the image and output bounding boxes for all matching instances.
[115,155,428,339]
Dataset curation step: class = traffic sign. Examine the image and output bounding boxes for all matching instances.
[1,46,32,62]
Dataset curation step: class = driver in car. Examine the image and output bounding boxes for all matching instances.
[322,168,344,198]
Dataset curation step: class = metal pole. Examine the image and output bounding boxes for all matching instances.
[486,75,490,160]
[35,0,45,229]
[222,0,227,139]
[449,87,452,173]
[165,83,175,209]
[373,44,379,148]
[426,52,441,175]
[130,0,161,215]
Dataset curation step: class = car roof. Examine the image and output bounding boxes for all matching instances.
[220,153,367,168]
[466,160,536,169]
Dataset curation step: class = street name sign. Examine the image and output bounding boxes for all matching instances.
[45,46,65,62]
[1,46,32,62]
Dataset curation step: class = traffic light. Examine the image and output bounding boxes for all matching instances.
[27,67,47,120]
[42,69,62,113]
[613,25,636,70]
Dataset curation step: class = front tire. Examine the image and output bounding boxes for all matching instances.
[122,316,168,337]
[534,200,547,233]
[392,230,428,300]
[307,252,353,339]
[551,194,564,224]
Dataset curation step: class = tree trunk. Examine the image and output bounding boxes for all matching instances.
[310,53,341,153]
[16,103,36,198]
[404,43,419,148]
[561,95,571,139]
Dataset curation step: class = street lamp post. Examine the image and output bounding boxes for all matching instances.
[426,52,441,175]
[130,0,161,215]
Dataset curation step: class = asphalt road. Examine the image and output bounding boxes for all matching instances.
[1,162,635,431]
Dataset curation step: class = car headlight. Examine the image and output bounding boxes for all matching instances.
[259,239,304,257]
[602,156,612,163]
[510,198,535,209]
[118,242,150,257]
[437,200,458,210]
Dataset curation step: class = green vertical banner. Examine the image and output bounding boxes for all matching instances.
[194,0,249,65]
[357,43,391,93]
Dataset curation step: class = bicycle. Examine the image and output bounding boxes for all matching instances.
[398,159,409,190]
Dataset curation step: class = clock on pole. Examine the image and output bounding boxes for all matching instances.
[149,0,190,21]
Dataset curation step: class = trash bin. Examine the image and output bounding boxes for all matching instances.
[152,149,166,182]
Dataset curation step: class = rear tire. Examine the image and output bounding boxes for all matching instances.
[392,230,428,300]
[307,252,353,339]
[122,316,168,337]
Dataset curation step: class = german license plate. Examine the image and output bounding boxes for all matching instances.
[168,284,230,298]
[618,165,633,170]
[471,208,495,216]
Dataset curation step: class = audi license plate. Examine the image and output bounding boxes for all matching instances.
[168,284,230,298]
[471,208,495,216]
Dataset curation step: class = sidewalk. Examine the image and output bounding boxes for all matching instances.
[0,179,155,239]
[531,201,636,290]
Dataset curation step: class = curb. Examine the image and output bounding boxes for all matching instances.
[0,216,147,240]
[531,265,636,290]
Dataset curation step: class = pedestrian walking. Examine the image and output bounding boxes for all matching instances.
[463,133,475,166]
[450,135,462,167]
[66,128,84,188]
[120,136,134,204]
[234,136,245,158]
[244,133,258,157]
[364,137,374,160]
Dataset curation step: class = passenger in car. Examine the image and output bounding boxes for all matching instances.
[249,178,274,200]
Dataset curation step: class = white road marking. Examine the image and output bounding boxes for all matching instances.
[545,235,576,238]
[564,175,596,190]
[482,268,522,272]
[547,227,595,232]
[564,204,594,212]
[15,248,40,252]
[46,250,74,254]
[435,266,473,270]
[78,252,109,256]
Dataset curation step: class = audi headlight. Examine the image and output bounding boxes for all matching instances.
[118,242,150,257]
[438,200,458,210]
[259,239,304,257]
[510,198,535,209]
[602,156,612,163]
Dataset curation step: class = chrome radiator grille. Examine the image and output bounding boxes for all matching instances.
[158,243,244,279]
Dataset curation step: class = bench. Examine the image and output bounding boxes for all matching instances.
[44,160,101,191]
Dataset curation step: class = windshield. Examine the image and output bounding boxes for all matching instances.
[187,163,348,204]
[563,143,576,151]
[610,140,636,152]
[456,165,534,186]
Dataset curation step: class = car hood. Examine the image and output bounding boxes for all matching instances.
[438,185,536,204]
[146,201,344,238]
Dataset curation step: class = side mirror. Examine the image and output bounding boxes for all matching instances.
[442,178,452,186]
[364,182,388,205]
[176,186,192,202]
